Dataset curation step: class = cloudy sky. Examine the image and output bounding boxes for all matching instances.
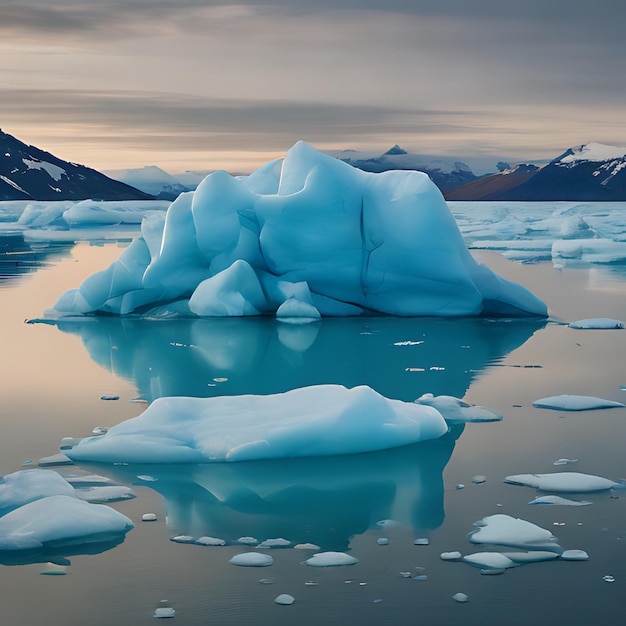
[1,0,625,174]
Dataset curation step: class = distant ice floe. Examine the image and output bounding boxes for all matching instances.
[449,201,626,268]
[46,142,546,319]
[568,318,624,330]
[65,385,449,463]
[532,395,625,410]
[529,495,592,506]
[229,552,273,567]
[468,514,561,551]
[415,393,502,423]
[304,552,358,567]
[504,472,619,493]
[462,551,558,571]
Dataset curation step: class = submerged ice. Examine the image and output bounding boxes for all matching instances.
[65,385,449,463]
[48,142,546,319]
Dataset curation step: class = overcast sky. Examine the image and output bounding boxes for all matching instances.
[1,0,625,173]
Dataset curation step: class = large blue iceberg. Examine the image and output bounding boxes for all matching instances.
[49,142,547,318]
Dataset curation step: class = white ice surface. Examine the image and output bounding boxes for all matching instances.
[467,514,560,551]
[532,395,625,410]
[529,495,592,506]
[0,470,75,516]
[0,495,133,551]
[49,142,546,318]
[229,552,273,567]
[304,551,359,567]
[415,393,502,423]
[568,318,624,330]
[505,472,618,492]
[66,385,449,463]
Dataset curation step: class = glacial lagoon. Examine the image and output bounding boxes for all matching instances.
[1,202,625,625]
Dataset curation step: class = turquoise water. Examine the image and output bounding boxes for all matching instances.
[1,238,625,625]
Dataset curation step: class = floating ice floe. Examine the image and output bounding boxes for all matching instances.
[74,485,135,503]
[561,550,589,561]
[505,472,619,493]
[142,513,157,522]
[529,495,592,506]
[304,552,359,567]
[0,470,75,516]
[440,551,462,560]
[377,538,389,546]
[294,543,320,550]
[0,495,133,551]
[195,536,226,546]
[38,453,73,467]
[568,318,624,330]
[532,395,625,411]
[415,393,502,423]
[274,594,295,605]
[47,142,547,319]
[452,593,469,603]
[553,458,578,466]
[468,514,560,551]
[462,551,559,570]
[65,385,449,463]
[229,552,274,567]
[258,538,291,549]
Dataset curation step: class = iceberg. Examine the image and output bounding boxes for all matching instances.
[0,495,133,551]
[48,142,547,319]
[568,318,624,330]
[504,472,619,492]
[532,395,625,410]
[65,385,449,463]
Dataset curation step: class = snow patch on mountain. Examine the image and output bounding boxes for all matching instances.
[559,143,626,164]
[22,158,67,182]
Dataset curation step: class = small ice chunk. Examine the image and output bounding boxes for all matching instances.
[414,538,429,545]
[440,551,462,560]
[100,395,119,401]
[229,552,274,567]
[569,318,623,330]
[170,535,195,544]
[258,538,291,549]
[377,537,389,545]
[416,393,502,423]
[137,475,157,482]
[153,607,175,618]
[463,552,516,570]
[92,427,108,436]
[274,594,295,605]
[142,513,158,522]
[505,472,618,493]
[603,575,615,582]
[294,543,320,550]
[38,453,73,467]
[472,475,487,484]
[452,592,469,603]
[195,536,226,546]
[553,458,578,466]
[75,486,136,503]
[455,484,465,490]
[236,536,258,545]
[39,563,68,575]
[560,550,589,561]
[304,552,359,567]
[413,574,428,581]
[529,495,592,506]
[468,514,560,550]
[532,395,624,411]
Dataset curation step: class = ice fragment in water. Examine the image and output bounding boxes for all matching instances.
[416,393,502,423]
[455,484,465,490]
[440,551,462,560]
[274,594,295,605]
[304,552,358,567]
[170,535,195,544]
[258,538,291,548]
[195,536,226,546]
[377,538,389,545]
[39,563,68,575]
[452,593,469,603]
[468,514,560,551]
[153,607,175,618]
[413,575,428,581]
[229,552,273,567]
[472,475,487,484]
[414,538,429,545]
[142,513,158,522]
[603,575,615,583]
[75,485,135,503]
[38,453,73,467]
[568,318,623,330]
[532,395,624,410]
[100,395,119,401]
[553,458,578,466]
[529,495,592,506]
[237,536,258,545]
[560,550,589,560]
[505,472,618,493]
[294,543,320,550]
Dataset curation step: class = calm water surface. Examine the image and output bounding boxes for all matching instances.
[1,239,625,625]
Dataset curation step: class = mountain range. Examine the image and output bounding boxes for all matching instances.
[447,143,626,201]
[0,129,152,201]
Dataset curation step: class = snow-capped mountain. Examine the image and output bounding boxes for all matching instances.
[105,166,214,200]
[0,129,153,201]
[336,145,478,193]
[448,143,626,201]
